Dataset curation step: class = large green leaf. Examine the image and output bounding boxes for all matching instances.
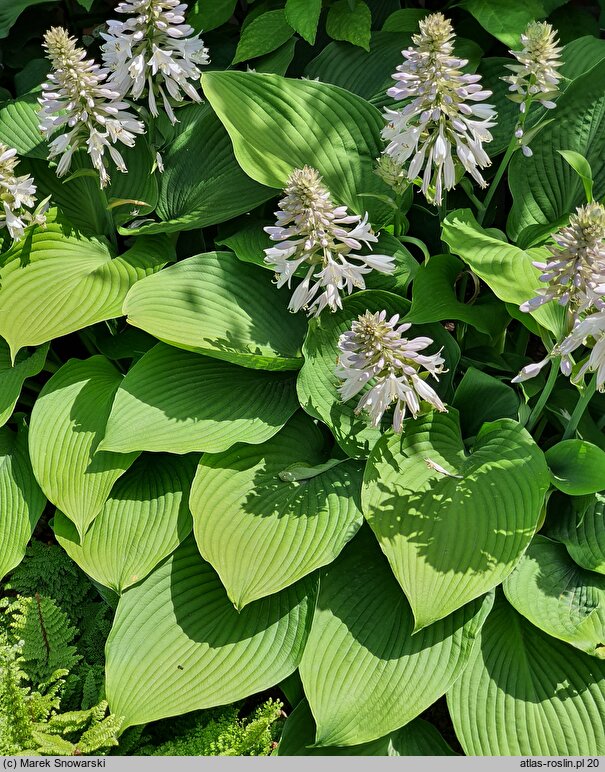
[546,440,605,495]
[508,58,605,240]
[278,699,456,756]
[203,71,390,222]
[326,0,372,51]
[0,341,48,428]
[299,527,493,746]
[0,0,57,38]
[404,253,509,341]
[118,104,274,236]
[29,357,138,539]
[442,209,565,336]
[122,252,307,371]
[362,411,549,629]
[0,422,46,581]
[297,290,460,459]
[460,0,549,47]
[190,412,363,608]
[232,10,294,63]
[545,493,605,575]
[0,215,171,361]
[0,92,47,158]
[105,537,316,728]
[54,453,196,594]
[452,367,519,438]
[504,535,605,659]
[99,343,298,454]
[448,593,605,755]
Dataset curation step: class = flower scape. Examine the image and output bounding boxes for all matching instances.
[1,0,605,759]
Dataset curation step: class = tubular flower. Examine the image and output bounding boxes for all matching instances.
[555,311,605,391]
[336,310,447,433]
[39,27,145,188]
[100,0,210,125]
[264,166,395,317]
[520,203,605,317]
[503,22,562,112]
[0,145,47,241]
[381,12,496,205]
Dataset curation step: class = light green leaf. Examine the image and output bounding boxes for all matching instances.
[117,104,274,236]
[0,0,58,38]
[106,537,317,728]
[233,10,294,64]
[546,439,605,495]
[0,422,46,581]
[404,253,509,341]
[297,290,459,459]
[0,214,171,361]
[99,343,298,454]
[362,411,549,629]
[285,0,322,45]
[504,535,605,659]
[0,341,48,428]
[460,0,547,47]
[545,493,605,575]
[54,453,196,594]
[190,412,363,608]
[122,251,307,371]
[442,209,565,337]
[448,593,605,755]
[326,0,372,51]
[29,357,139,539]
[254,38,297,76]
[508,58,605,239]
[299,526,494,746]
[203,71,391,223]
[278,699,456,755]
[0,92,47,158]
[559,149,594,203]
[188,0,237,31]
[452,367,519,438]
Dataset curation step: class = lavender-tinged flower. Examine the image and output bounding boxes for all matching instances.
[381,12,496,205]
[520,203,605,317]
[503,22,562,112]
[264,166,395,317]
[555,311,605,391]
[0,145,47,241]
[336,310,447,433]
[101,0,210,125]
[39,27,145,187]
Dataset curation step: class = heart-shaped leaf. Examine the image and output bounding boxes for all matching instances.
[29,357,138,538]
[448,593,605,755]
[0,91,47,158]
[99,343,298,454]
[0,422,46,581]
[203,71,390,222]
[190,412,363,608]
[105,537,316,728]
[0,340,48,427]
[504,535,605,659]
[53,453,196,593]
[545,492,605,574]
[0,214,171,361]
[122,251,307,371]
[452,367,519,438]
[299,526,494,746]
[297,290,459,459]
[546,439,605,495]
[362,411,550,629]
[278,699,456,756]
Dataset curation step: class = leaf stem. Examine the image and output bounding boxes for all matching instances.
[562,374,598,440]
[526,357,560,432]
[478,137,517,226]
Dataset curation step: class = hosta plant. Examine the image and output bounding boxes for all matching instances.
[1,0,605,758]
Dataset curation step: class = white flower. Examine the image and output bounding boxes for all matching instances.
[381,12,496,205]
[555,311,605,391]
[101,0,210,125]
[0,145,47,241]
[264,166,395,317]
[503,21,562,112]
[40,27,145,187]
[336,309,447,432]
[520,203,605,317]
